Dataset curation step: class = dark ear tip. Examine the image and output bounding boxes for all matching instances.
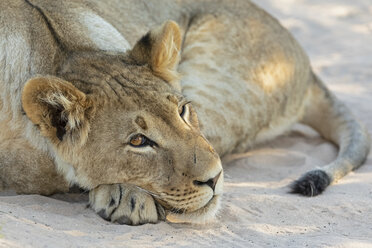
[139,33,151,47]
[128,32,152,65]
[290,170,331,197]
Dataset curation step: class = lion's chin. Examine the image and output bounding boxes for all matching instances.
[165,195,221,224]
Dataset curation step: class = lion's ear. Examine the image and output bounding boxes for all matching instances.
[129,20,182,85]
[22,76,94,145]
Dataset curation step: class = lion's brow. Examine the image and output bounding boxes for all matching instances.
[135,116,148,130]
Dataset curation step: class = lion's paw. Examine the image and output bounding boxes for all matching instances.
[89,184,165,225]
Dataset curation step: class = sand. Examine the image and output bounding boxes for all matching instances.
[1,0,371,247]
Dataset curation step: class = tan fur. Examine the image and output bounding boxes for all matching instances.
[0,0,369,225]
[22,76,95,146]
[130,21,182,89]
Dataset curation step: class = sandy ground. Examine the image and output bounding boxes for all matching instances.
[1,0,372,247]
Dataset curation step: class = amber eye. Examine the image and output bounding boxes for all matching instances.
[129,134,157,148]
[130,134,146,147]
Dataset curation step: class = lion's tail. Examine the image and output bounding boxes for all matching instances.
[291,72,370,196]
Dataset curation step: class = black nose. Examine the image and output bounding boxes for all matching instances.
[193,171,222,191]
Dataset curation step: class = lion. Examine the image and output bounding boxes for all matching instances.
[0,0,370,225]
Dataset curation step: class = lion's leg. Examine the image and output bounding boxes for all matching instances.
[0,138,69,195]
[89,183,165,225]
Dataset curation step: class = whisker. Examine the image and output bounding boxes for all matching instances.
[133,186,161,198]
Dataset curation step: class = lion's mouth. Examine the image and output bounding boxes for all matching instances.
[167,194,217,214]
[149,170,223,224]
[165,194,221,224]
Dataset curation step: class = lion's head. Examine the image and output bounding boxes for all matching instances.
[22,21,223,223]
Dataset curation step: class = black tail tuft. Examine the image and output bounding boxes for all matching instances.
[290,170,331,197]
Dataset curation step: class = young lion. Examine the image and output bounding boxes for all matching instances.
[0,0,370,225]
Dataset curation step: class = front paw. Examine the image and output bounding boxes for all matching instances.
[89,184,165,225]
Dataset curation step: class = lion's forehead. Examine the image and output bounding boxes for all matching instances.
[60,54,177,102]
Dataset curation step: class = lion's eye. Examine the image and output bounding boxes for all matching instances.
[129,134,157,148]
[179,105,186,117]
[130,134,147,147]
[179,101,191,120]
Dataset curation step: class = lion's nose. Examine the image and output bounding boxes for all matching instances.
[193,171,222,191]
